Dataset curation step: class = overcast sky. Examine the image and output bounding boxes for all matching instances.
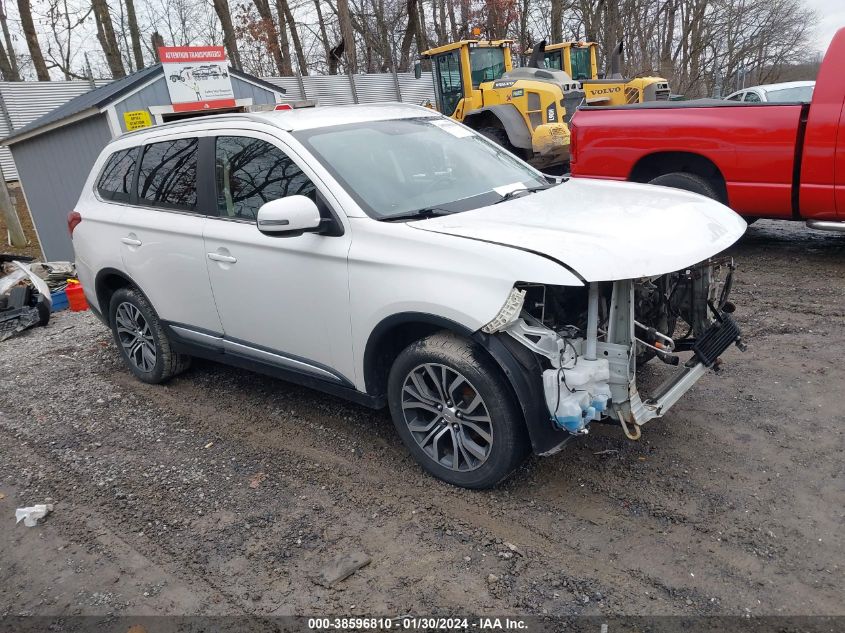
[805,0,845,52]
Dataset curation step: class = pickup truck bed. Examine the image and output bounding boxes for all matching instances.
[568,28,844,228]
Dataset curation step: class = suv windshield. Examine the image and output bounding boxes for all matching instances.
[294,117,548,220]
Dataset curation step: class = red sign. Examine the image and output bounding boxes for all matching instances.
[158,46,227,63]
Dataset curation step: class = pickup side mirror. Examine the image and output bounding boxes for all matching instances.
[256,196,321,236]
[414,60,422,79]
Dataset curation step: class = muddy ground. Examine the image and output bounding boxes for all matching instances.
[0,220,843,619]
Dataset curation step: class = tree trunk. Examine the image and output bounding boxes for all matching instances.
[212,0,241,69]
[278,0,308,75]
[274,0,294,75]
[91,0,126,78]
[252,0,287,75]
[124,0,144,70]
[0,37,15,80]
[313,0,332,72]
[17,0,49,80]
[0,2,19,79]
[0,164,26,248]
[399,0,420,71]
[446,0,457,41]
[337,0,357,73]
[550,0,564,42]
[151,32,164,61]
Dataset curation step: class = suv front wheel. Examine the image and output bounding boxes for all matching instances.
[387,332,529,489]
[109,287,191,384]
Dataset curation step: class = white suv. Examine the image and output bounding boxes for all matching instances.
[71,103,746,489]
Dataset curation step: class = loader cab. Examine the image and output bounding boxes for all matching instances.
[534,42,599,81]
[421,40,514,118]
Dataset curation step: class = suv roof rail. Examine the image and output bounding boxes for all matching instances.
[117,111,279,140]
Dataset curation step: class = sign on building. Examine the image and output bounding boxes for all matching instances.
[123,110,152,130]
[158,46,236,112]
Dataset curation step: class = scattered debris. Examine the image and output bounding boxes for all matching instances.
[315,552,371,587]
[0,259,64,341]
[204,442,214,449]
[15,503,54,527]
[487,574,500,584]
[593,449,619,456]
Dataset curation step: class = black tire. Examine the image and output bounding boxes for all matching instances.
[387,331,529,489]
[108,287,190,384]
[648,172,720,201]
[477,126,520,155]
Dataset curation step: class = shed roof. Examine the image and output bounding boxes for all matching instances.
[3,64,285,146]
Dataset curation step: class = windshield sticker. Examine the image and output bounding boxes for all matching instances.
[429,118,475,138]
[493,182,526,196]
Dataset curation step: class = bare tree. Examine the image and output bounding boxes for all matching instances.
[91,0,126,77]
[124,0,144,69]
[0,0,20,79]
[212,0,242,69]
[337,0,357,72]
[18,0,51,80]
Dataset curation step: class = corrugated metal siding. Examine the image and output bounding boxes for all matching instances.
[397,71,436,105]
[9,114,112,260]
[0,80,108,180]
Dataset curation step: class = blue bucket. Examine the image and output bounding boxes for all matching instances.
[50,289,69,312]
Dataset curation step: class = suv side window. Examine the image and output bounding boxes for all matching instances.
[97,147,138,202]
[137,138,199,211]
[215,136,316,220]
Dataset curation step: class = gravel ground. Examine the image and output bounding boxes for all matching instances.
[0,220,843,618]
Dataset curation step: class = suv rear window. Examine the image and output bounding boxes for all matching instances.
[137,138,198,211]
[97,148,138,202]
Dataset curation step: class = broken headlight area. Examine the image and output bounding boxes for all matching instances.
[485,258,745,439]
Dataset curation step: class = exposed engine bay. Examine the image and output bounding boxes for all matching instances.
[484,258,745,440]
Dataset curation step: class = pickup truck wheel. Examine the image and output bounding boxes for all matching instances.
[109,287,191,384]
[648,172,719,200]
[387,332,529,489]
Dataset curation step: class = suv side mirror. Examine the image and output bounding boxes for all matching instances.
[414,60,422,79]
[256,196,321,236]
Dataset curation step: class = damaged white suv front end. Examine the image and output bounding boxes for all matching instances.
[485,261,744,444]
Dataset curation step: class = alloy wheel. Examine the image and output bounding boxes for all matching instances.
[115,301,157,373]
[400,363,493,472]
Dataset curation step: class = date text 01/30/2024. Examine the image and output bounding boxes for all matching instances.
[307,617,529,630]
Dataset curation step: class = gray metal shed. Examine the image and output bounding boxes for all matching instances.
[2,64,286,261]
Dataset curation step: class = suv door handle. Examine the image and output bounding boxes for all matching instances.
[207,252,237,264]
[121,237,142,246]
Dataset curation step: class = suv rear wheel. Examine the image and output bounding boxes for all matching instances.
[387,331,528,489]
[109,287,190,384]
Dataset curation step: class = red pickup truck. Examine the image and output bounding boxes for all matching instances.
[569,28,844,232]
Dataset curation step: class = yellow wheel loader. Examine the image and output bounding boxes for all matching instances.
[416,40,577,168]
[528,40,671,107]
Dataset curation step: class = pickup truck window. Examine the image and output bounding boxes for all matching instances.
[295,117,547,220]
[743,92,762,103]
[767,86,814,103]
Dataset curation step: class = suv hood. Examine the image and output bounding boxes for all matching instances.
[410,177,746,282]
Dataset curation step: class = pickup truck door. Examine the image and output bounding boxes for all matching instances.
[201,130,356,386]
[837,101,845,215]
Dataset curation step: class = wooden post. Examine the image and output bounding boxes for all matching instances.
[0,162,26,247]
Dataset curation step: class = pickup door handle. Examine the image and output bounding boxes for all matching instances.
[120,237,142,246]
[207,252,237,264]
